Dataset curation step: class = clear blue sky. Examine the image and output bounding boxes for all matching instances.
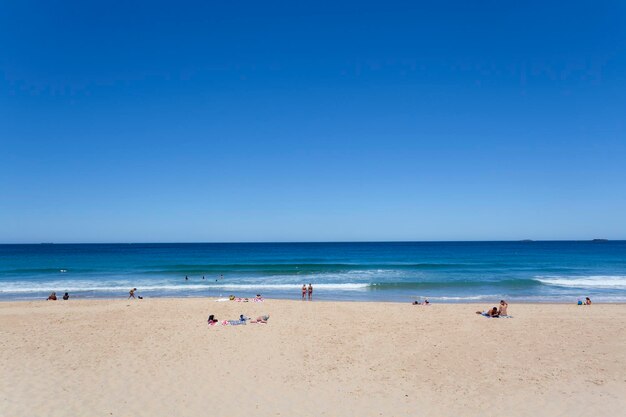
[1,1,625,243]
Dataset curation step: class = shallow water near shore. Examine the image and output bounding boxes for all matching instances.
[1,241,625,302]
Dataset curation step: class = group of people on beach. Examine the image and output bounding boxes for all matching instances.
[208,313,270,326]
[46,283,593,310]
[302,283,313,300]
[227,294,264,302]
[47,292,69,300]
[476,300,509,317]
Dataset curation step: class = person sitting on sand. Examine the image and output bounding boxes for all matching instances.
[497,300,508,315]
[476,307,499,317]
[128,288,137,299]
[250,314,270,323]
[47,292,57,301]
[208,314,218,325]
[585,297,592,305]
[62,292,69,300]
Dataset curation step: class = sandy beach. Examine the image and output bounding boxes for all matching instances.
[1,298,624,417]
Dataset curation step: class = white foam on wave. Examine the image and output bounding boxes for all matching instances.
[257,269,410,281]
[534,275,626,289]
[208,283,369,290]
[0,282,370,294]
[428,295,500,301]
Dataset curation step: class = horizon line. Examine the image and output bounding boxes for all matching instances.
[0,239,621,245]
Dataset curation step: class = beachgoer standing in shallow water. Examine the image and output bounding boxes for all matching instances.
[185,275,188,281]
[129,288,137,299]
[302,284,306,300]
[308,283,313,300]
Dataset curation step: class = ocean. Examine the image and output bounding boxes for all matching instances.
[1,241,625,302]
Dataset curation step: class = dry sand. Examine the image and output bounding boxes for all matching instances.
[1,298,624,417]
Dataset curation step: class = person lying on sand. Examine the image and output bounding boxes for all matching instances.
[47,292,57,300]
[476,307,499,317]
[249,315,270,323]
[498,300,508,315]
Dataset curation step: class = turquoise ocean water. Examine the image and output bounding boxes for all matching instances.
[1,241,625,302]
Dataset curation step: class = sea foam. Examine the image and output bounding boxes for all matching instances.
[535,275,626,289]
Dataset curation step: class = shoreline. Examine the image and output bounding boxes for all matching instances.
[1,295,622,304]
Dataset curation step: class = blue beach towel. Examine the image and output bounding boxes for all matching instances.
[480,313,513,318]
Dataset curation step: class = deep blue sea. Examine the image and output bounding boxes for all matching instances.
[1,241,625,302]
